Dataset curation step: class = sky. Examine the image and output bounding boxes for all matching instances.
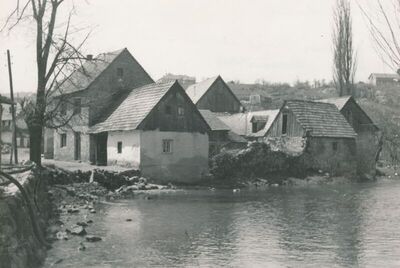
[0,0,394,94]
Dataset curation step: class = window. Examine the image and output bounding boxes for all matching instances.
[117,68,124,78]
[165,105,172,115]
[60,102,67,116]
[282,113,288,134]
[178,106,184,116]
[60,133,67,147]
[73,98,81,115]
[332,142,338,151]
[252,122,258,133]
[117,142,122,154]
[162,139,173,153]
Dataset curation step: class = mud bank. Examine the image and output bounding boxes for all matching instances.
[0,170,51,268]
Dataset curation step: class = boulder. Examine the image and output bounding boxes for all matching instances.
[70,225,87,236]
[76,221,88,227]
[56,231,68,240]
[86,235,102,242]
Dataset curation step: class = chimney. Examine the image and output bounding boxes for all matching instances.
[86,54,93,61]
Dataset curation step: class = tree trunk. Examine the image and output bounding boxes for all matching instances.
[29,125,42,166]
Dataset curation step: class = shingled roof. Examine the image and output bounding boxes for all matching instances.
[283,100,356,138]
[89,81,176,133]
[185,76,219,104]
[0,95,13,105]
[199,110,230,131]
[317,96,351,110]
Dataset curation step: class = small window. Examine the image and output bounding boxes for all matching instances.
[165,105,172,115]
[117,68,124,78]
[8,106,12,113]
[252,122,258,133]
[60,102,67,116]
[282,113,288,134]
[178,106,184,116]
[73,98,81,115]
[162,139,173,153]
[60,133,67,148]
[117,141,122,154]
[332,142,338,151]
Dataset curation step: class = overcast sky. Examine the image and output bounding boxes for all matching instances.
[0,0,394,94]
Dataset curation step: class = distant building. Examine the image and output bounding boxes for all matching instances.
[89,81,210,182]
[186,76,244,113]
[1,102,29,148]
[368,73,400,87]
[157,73,196,89]
[318,96,380,178]
[266,100,358,176]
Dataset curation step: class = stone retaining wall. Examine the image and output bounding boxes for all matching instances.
[0,171,50,268]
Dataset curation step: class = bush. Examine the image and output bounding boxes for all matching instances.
[210,142,308,180]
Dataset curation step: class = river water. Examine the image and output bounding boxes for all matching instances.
[43,179,400,267]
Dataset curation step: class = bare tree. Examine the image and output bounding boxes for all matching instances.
[359,0,400,72]
[333,0,357,96]
[2,0,90,165]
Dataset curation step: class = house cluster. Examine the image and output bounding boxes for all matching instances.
[43,48,380,182]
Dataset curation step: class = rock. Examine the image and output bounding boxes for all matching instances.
[233,189,240,193]
[86,235,102,242]
[126,219,132,222]
[53,259,63,265]
[89,209,96,214]
[76,221,88,227]
[145,184,158,190]
[56,231,68,240]
[87,219,93,224]
[78,242,86,251]
[70,225,87,236]
[137,183,146,190]
[271,183,279,187]
[67,208,80,214]
[138,177,147,185]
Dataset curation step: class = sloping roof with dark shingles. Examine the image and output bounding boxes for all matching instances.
[185,76,219,104]
[199,110,230,131]
[89,82,175,133]
[56,48,149,95]
[0,95,13,104]
[317,96,351,110]
[285,100,356,138]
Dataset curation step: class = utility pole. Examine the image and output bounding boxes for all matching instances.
[7,50,18,164]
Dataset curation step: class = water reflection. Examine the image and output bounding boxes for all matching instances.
[43,181,400,268]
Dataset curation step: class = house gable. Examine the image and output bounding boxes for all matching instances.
[139,83,210,134]
[196,76,242,113]
[340,98,379,133]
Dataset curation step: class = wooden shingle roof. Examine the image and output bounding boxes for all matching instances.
[317,96,351,110]
[89,81,176,133]
[285,100,356,138]
[199,110,230,131]
[185,76,219,104]
[57,48,125,95]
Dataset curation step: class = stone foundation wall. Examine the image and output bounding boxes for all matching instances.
[0,171,50,268]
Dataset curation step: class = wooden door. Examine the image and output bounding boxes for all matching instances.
[74,132,81,160]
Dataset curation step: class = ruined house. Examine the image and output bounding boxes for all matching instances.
[89,81,210,182]
[44,48,154,161]
[185,75,243,113]
[199,109,247,155]
[318,96,380,178]
[266,100,358,176]
[218,109,280,140]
